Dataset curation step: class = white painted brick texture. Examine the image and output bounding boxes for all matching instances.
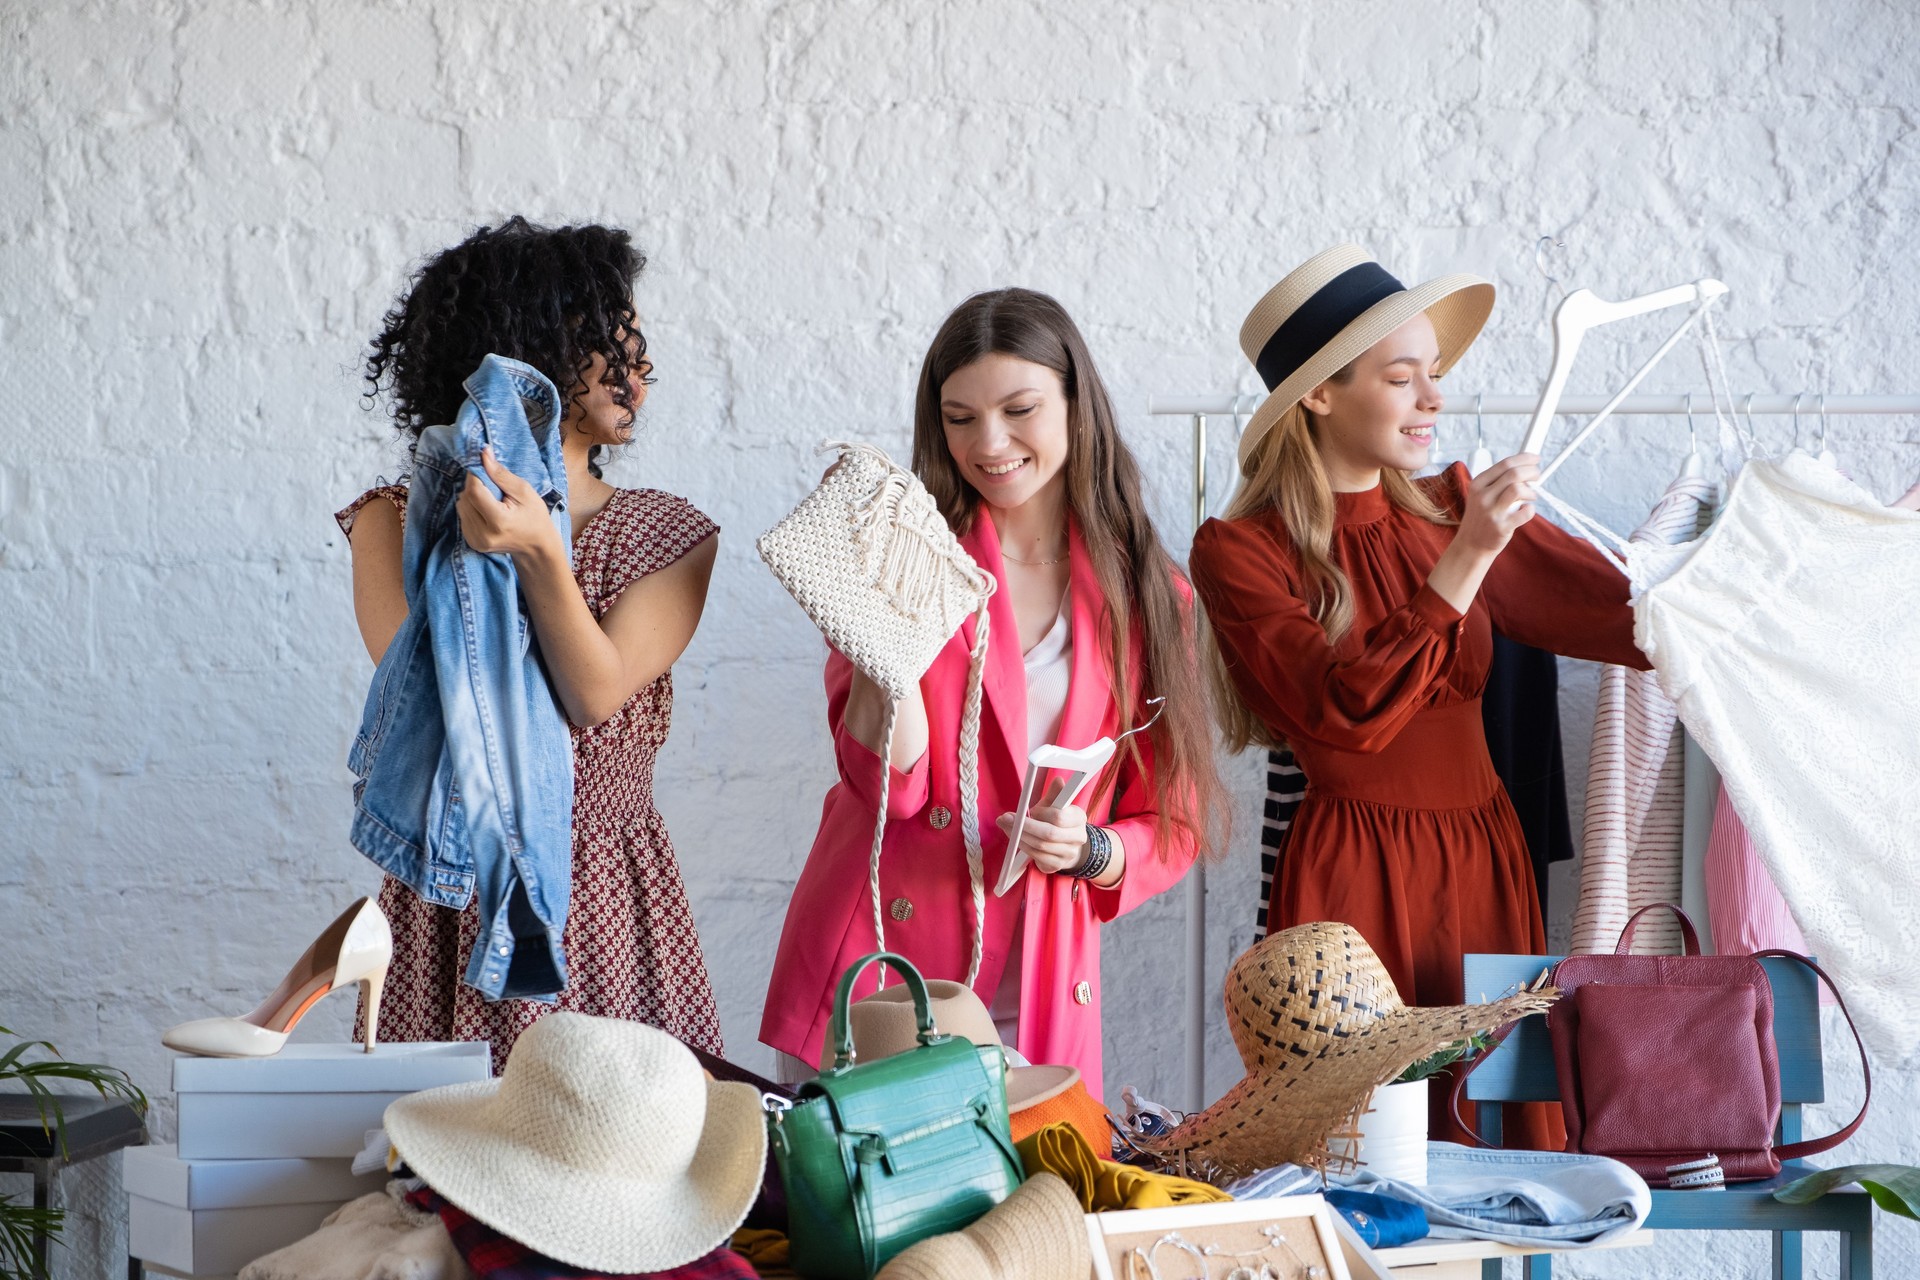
[3,3,1916,1275]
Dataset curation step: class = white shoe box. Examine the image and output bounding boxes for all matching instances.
[172,1041,490,1160]
[126,1143,384,1276]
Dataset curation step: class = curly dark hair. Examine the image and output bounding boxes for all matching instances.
[362,217,649,477]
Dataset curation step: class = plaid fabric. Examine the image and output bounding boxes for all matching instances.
[406,1189,758,1280]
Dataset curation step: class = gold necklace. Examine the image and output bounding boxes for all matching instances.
[1002,547,1068,566]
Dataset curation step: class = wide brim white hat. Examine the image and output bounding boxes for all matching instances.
[385,1012,766,1274]
[1237,244,1494,472]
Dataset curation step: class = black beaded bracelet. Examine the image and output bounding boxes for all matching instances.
[1069,825,1113,881]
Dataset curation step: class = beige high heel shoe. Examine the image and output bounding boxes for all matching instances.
[163,897,393,1058]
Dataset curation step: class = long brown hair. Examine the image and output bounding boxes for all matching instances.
[911,288,1226,857]
[1208,385,1454,753]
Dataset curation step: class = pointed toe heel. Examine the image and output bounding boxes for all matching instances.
[161,897,395,1059]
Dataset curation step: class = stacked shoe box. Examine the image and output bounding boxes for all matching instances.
[128,1043,490,1279]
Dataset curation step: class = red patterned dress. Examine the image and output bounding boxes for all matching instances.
[336,484,725,1073]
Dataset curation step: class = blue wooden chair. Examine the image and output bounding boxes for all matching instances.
[1460,952,1873,1280]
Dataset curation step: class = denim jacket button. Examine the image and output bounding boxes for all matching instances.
[929,805,952,830]
[497,946,509,956]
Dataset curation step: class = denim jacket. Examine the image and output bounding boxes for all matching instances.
[349,355,574,1002]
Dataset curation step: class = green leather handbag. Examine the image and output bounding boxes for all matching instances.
[765,952,1024,1279]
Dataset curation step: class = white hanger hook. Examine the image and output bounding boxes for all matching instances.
[1818,393,1830,449]
[1533,234,1568,293]
[1791,392,1805,446]
[1686,393,1697,450]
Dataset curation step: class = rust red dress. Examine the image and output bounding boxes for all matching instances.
[337,484,725,1076]
[1189,464,1647,1147]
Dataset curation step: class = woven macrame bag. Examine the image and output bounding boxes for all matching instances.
[758,442,998,985]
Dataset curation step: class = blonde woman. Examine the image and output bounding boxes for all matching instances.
[1190,246,1648,1147]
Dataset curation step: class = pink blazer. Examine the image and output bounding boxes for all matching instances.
[760,514,1197,1097]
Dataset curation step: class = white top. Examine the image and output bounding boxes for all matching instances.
[992,588,1074,1043]
[1021,588,1074,754]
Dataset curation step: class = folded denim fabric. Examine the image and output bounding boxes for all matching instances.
[1330,1142,1651,1248]
[408,1189,757,1280]
[1016,1122,1230,1211]
[1324,1190,1428,1248]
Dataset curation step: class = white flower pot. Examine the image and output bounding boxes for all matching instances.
[1329,1078,1430,1184]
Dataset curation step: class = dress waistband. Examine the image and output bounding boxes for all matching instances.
[1293,698,1502,810]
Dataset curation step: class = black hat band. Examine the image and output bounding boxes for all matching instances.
[1253,262,1407,392]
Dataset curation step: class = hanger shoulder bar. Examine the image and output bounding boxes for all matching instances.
[1520,278,1729,457]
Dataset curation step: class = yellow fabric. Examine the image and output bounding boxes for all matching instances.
[1014,1122,1230,1212]
[730,1228,791,1269]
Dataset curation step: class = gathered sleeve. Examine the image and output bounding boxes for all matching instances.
[825,648,932,819]
[1189,514,1464,754]
[1429,463,1651,671]
[1088,727,1199,923]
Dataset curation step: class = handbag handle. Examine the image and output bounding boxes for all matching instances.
[826,951,944,1071]
[1448,1017,1522,1149]
[1756,949,1873,1161]
[1614,902,1703,955]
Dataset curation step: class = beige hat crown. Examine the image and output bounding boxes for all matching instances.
[384,1012,766,1273]
[1234,244,1494,472]
[828,978,1081,1112]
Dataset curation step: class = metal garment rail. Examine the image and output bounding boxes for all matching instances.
[1158,390,1916,1114]
[1151,393,1920,417]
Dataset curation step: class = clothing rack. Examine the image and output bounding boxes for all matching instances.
[1155,391,1915,1114]
[1150,393,1920,417]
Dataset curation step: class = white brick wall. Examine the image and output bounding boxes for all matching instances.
[3,3,1916,1275]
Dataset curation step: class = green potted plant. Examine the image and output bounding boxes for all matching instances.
[0,1026,148,1280]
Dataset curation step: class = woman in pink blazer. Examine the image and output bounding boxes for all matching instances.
[762,289,1222,1096]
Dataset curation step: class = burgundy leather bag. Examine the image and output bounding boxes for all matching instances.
[1457,904,1870,1186]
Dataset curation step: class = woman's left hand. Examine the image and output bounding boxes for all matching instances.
[458,447,564,561]
[995,786,1091,875]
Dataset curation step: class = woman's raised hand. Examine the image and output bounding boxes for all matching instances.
[457,447,564,561]
[1453,452,1541,556]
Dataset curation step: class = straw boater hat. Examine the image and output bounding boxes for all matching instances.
[1236,244,1495,472]
[384,1013,766,1273]
[1147,922,1556,1180]
[826,978,1081,1114]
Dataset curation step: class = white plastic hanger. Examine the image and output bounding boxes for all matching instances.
[1675,393,1704,481]
[1816,393,1839,470]
[993,697,1166,897]
[1524,278,1731,481]
[1468,394,1494,476]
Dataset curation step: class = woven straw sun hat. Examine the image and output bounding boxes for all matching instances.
[384,1012,766,1273]
[825,978,1081,1114]
[1236,244,1494,472]
[1147,921,1556,1180]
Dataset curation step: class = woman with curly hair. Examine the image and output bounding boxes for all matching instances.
[338,217,724,1071]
